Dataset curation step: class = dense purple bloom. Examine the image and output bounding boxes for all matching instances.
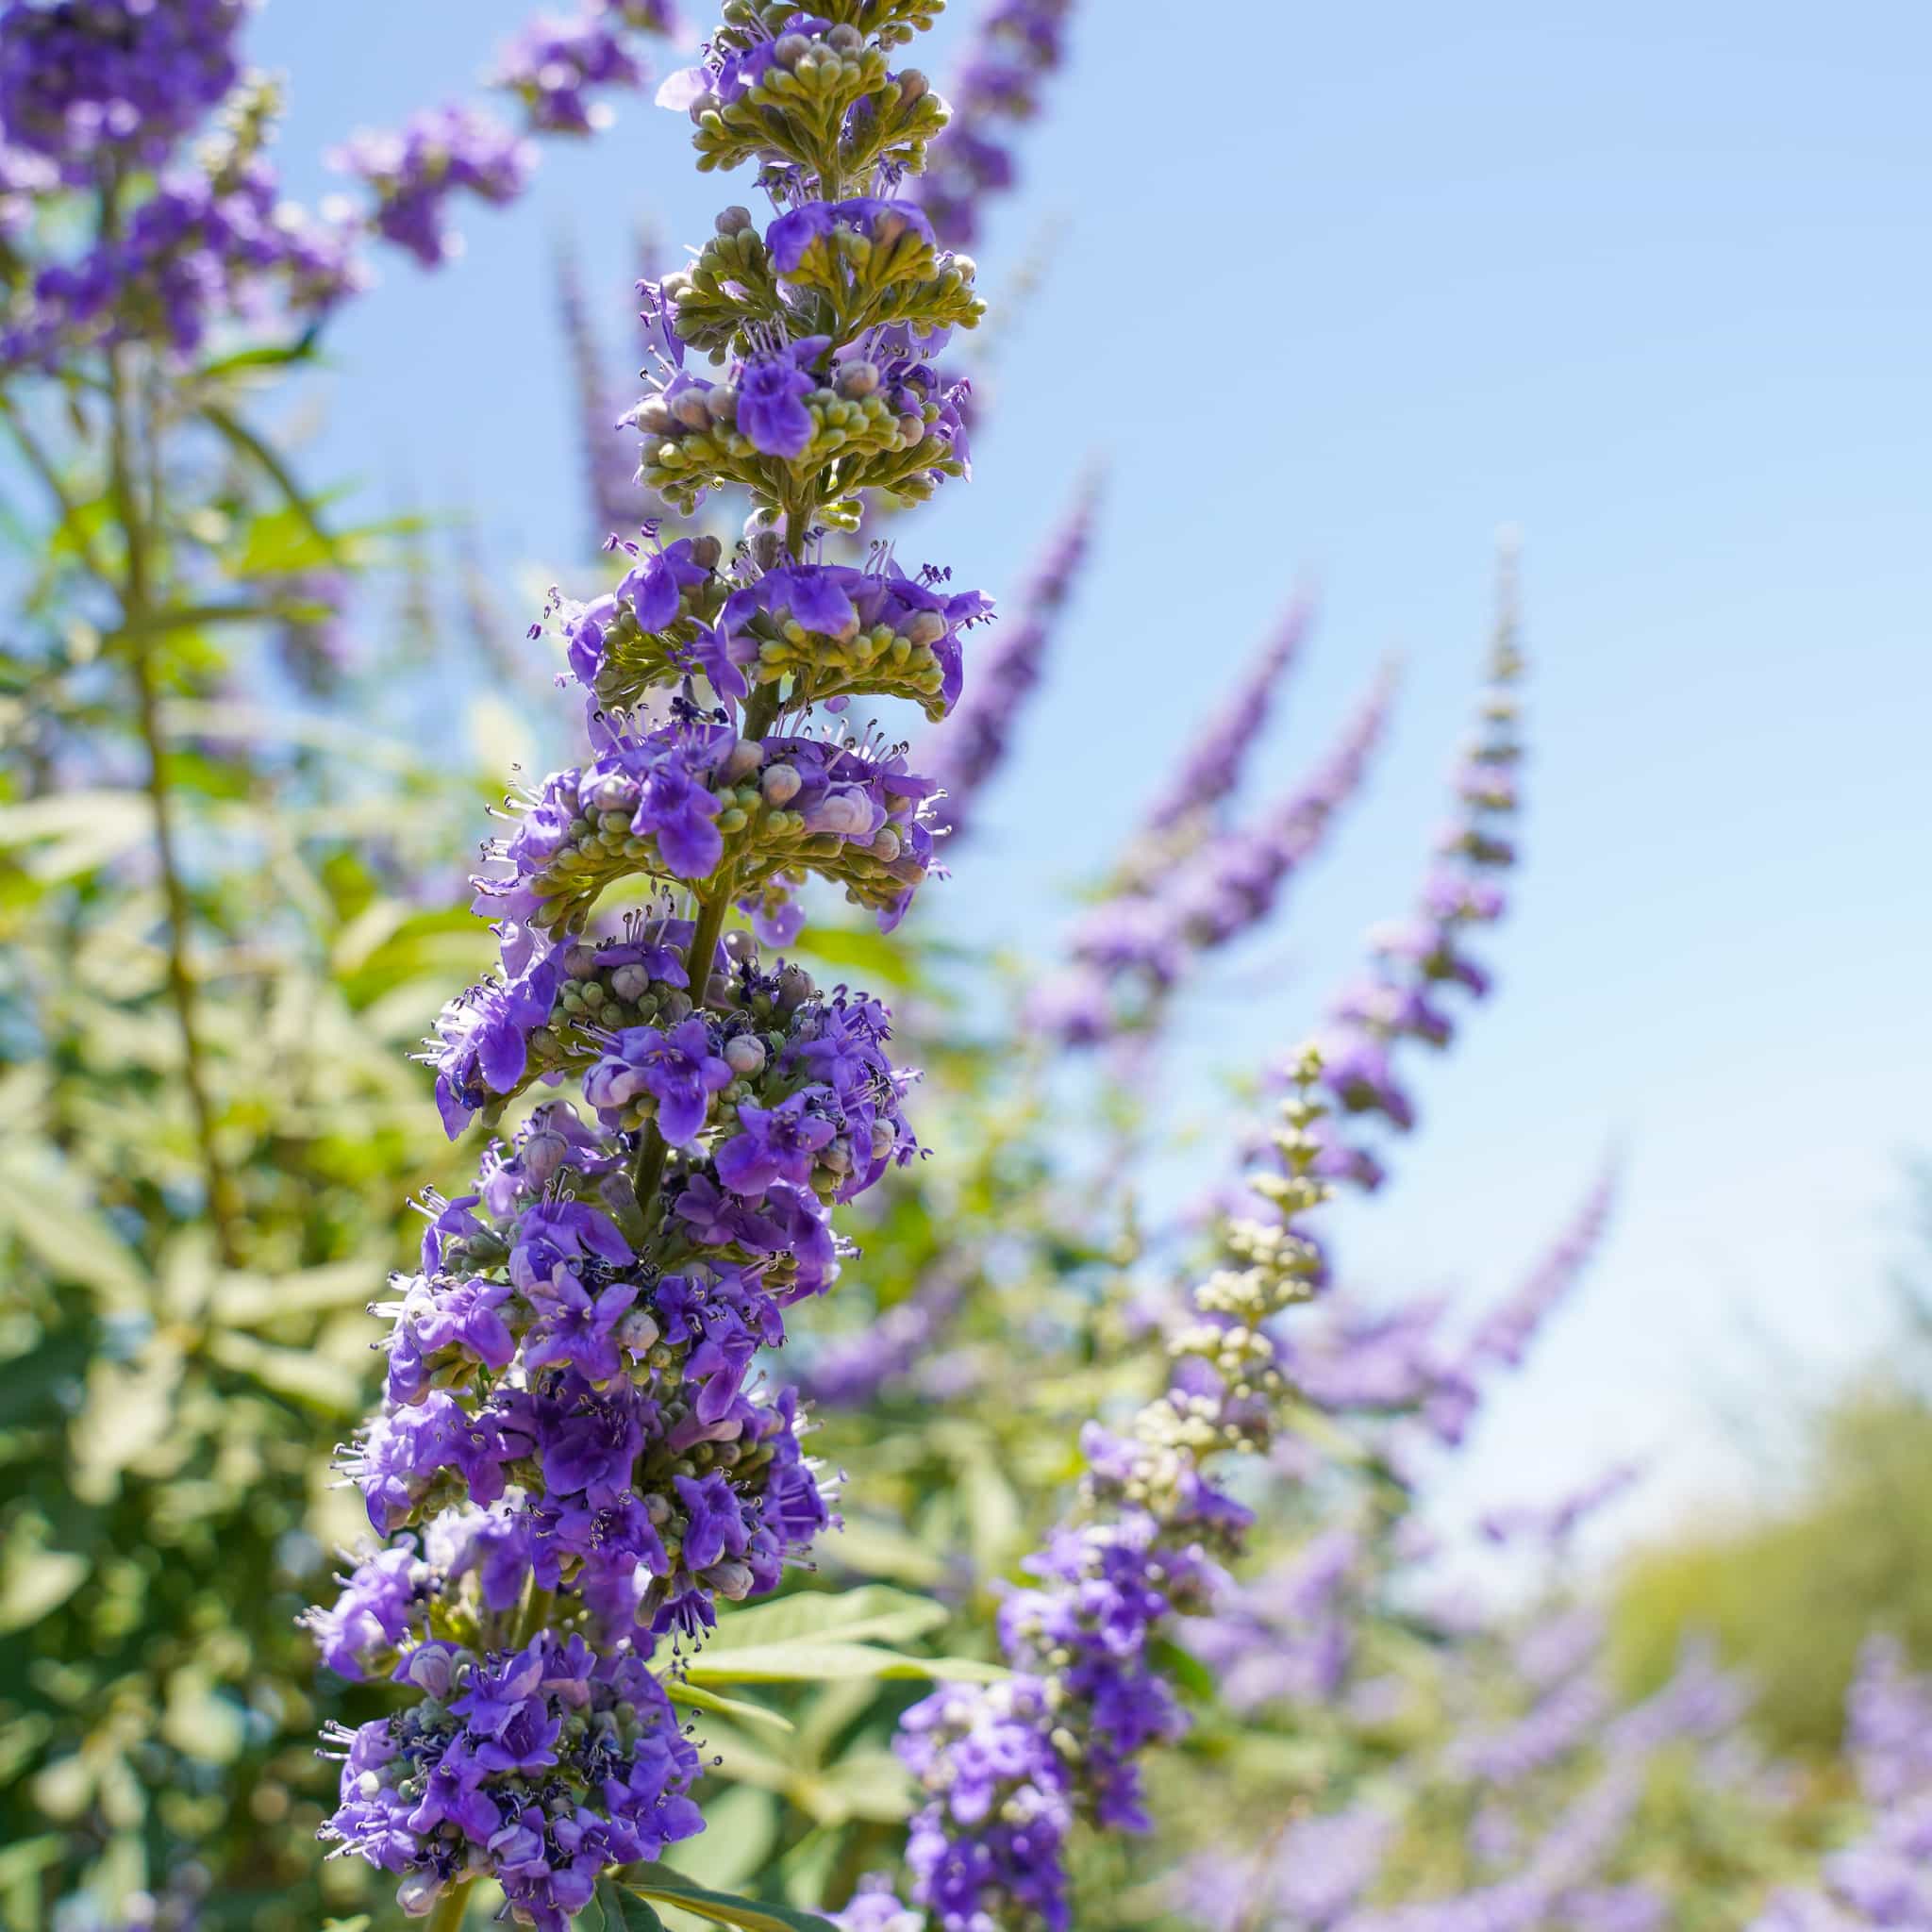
[323,1635,702,1932]
[922,475,1099,839]
[331,105,534,269]
[0,0,247,178]
[738,342,819,458]
[587,1017,733,1143]
[1140,594,1314,836]
[491,7,655,136]
[911,0,1080,249]
[2,153,364,367]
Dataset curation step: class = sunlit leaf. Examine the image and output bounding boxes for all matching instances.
[616,1872,839,1932]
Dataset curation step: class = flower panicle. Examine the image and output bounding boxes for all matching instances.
[307,0,993,1921]
[920,467,1101,840]
[894,1054,1335,1932]
[1289,534,1529,1190]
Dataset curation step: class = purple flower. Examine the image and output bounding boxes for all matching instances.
[540,1387,643,1506]
[737,344,817,458]
[588,1017,733,1144]
[523,1274,639,1381]
[715,1091,837,1194]
[0,0,247,178]
[331,104,534,270]
[631,743,724,878]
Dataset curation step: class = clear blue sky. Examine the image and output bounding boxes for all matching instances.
[252,2,1932,1554]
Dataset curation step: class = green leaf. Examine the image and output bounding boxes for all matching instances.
[1151,1636,1217,1705]
[200,400,341,561]
[616,1873,838,1932]
[597,1877,668,1932]
[710,1584,948,1651]
[681,1641,1007,1687]
[661,1680,795,1734]
[0,1141,148,1309]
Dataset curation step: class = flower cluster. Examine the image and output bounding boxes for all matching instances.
[315,926,924,1912]
[1752,1641,1932,1930]
[1030,656,1391,1046]
[631,312,974,516]
[0,0,246,180]
[492,2,665,137]
[468,711,942,943]
[330,2,676,269]
[556,527,991,724]
[1294,546,1526,1187]
[330,105,535,271]
[921,474,1098,841]
[322,1631,703,1930]
[0,75,363,367]
[896,1059,1336,1931]
[310,0,991,1920]
[911,0,1077,249]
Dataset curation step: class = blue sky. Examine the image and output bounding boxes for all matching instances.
[251,2,1932,1556]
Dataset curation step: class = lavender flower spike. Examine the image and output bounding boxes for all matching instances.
[308,5,992,1921]
[1290,532,1528,1187]
[1138,591,1316,839]
[1465,1157,1618,1374]
[911,0,1081,251]
[897,1055,1337,1932]
[923,472,1101,841]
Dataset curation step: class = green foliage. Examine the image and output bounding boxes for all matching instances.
[1612,1377,1932,1761]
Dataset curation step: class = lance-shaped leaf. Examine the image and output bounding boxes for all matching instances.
[615,1873,838,1932]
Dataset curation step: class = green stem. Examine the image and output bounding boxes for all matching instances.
[627,872,741,1208]
[0,394,115,585]
[509,1582,556,1649]
[106,326,243,1268]
[424,1876,475,1932]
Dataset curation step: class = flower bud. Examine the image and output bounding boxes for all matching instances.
[870,1117,897,1159]
[671,389,713,430]
[724,1033,766,1076]
[705,1558,756,1600]
[775,964,814,1014]
[761,762,802,804]
[906,608,946,647]
[636,396,675,436]
[715,205,753,236]
[774,31,810,65]
[617,1307,661,1355]
[870,825,902,862]
[836,358,880,398]
[397,1873,446,1918]
[706,384,738,425]
[723,928,758,963]
[706,972,735,1008]
[689,533,724,571]
[826,22,862,52]
[586,772,639,813]
[406,1648,455,1697]
[660,990,693,1024]
[611,963,652,1004]
[563,943,599,978]
[523,1126,569,1185]
[722,737,763,780]
[899,68,929,100]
